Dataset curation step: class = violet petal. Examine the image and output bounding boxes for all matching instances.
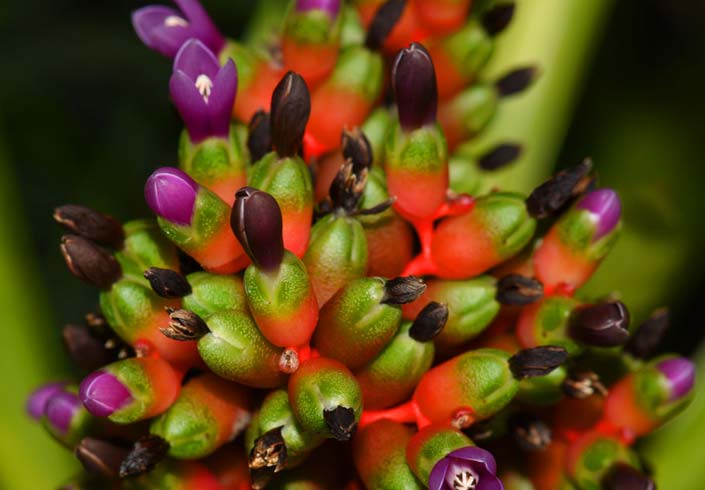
[26,382,67,420]
[576,188,621,241]
[657,357,695,401]
[170,70,211,143]
[132,6,190,57]
[208,59,238,139]
[45,391,82,434]
[173,39,220,81]
[174,0,225,53]
[79,371,133,418]
[145,167,199,225]
[428,457,451,490]
[296,0,341,18]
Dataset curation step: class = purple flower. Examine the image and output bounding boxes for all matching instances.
[296,0,341,18]
[45,391,83,434]
[79,371,133,418]
[145,167,200,226]
[429,446,503,490]
[132,0,225,58]
[657,357,695,401]
[392,42,438,132]
[169,39,238,143]
[26,382,67,420]
[576,188,621,241]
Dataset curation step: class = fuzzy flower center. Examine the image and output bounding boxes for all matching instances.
[195,74,213,103]
[164,15,189,28]
[447,465,479,490]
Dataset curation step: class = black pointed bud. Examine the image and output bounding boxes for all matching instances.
[495,66,540,97]
[178,250,203,275]
[382,276,426,304]
[161,308,209,341]
[63,324,119,371]
[562,371,607,399]
[323,406,357,441]
[75,437,131,478]
[496,274,543,305]
[143,267,192,298]
[365,0,406,50]
[248,110,272,163]
[231,187,285,271]
[270,71,310,158]
[482,2,516,36]
[249,427,287,490]
[329,161,368,213]
[60,235,122,289]
[569,301,630,347]
[625,308,669,360]
[478,143,522,171]
[119,435,170,478]
[510,413,552,452]
[602,463,656,490]
[409,301,449,342]
[342,128,373,176]
[526,158,594,218]
[509,346,568,380]
[392,42,438,132]
[54,205,124,248]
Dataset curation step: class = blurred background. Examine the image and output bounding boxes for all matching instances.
[1,0,704,488]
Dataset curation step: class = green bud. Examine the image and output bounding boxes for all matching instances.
[442,18,494,80]
[99,280,170,344]
[285,6,342,45]
[448,84,499,136]
[475,192,536,258]
[248,152,314,221]
[327,45,384,102]
[361,108,394,168]
[340,4,365,47]
[385,121,447,178]
[568,433,640,490]
[520,296,583,356]
[116,219,179,280]
[517,366,567,406]
[182,272,247,318]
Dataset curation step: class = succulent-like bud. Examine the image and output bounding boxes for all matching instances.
[526,158,593,219]
[392,42,438,131]
[27,382,67,420]
[271,71,311,158]
[657,357,695,401]
[162,307,210,341]
[79,371,133,418]
[144,167,199,226]
[60,235,122,289]
[509,346,568,380]
[568,301,630,347]
[576,188,622,241]
[144,267,192,298]
[54,205,124,248]
[383,276,426,304]
[232,187,284,272]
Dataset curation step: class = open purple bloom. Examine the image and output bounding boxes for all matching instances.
[576,188,621,241]
[169,39,237,143]
[132,0,225,58]
[429,446,503,490]
[296,0,341,18]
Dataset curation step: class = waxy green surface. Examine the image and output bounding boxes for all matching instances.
[635,356,693,421]
[442,18,494,78]
[450,83,499,135]
[183,272,248,318]
[557,206,621,259]
[517,366,567,405]
[197,310,286,388]
[327,46,384,101]
[41,387,96,449]
[99,280,170,343]
[314,277,400,370]
[304,214,368,307]
[454,348,518,419]
[474,192,536,257]
[249,152,314,214]
[357,166,395,228]
[361,108,393,168]
[385,122,447,175]
[570,436,640,490]
[102,357,154,424]
[220,40,258,90]
[285,7,341,44]
[177,126,248,188]
[531,296,582,355]
[119,219,180,275]
[340,5,365,48]
[288,359,362,437]
[246,390,324,467]
[409,427,473,485]
[245,251,313,321]
[356,321,434,409]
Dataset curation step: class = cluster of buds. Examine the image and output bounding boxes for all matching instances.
[28,1,694,489]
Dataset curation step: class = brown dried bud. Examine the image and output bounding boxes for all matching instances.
[144,267,192,298]
[75,437,131,478]
[526,159,594,218]
[625,308,669,360]
[509,346,568,380]
[119,435,170,478]
[482,3,516,36]
[63,324,119,371]
[342,128,373,176]
[511,413,552,452]
[562,371,607,399]
[54,204,124,248]
[329,161,368,214]
[409,301,449,342]
[249,427,287,490]
[496,274,543,305]
[323,406,357,441]
[365,0,405,51]
[382,276,426,305]
[60,235,122,289]
[270,71,310,158]
[161,308,209,341]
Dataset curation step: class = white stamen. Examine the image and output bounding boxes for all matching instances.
[452,470,478,490]
[164,15,189,28]
[195,74,213,103]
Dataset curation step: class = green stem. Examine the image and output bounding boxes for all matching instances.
[461,0,615,193]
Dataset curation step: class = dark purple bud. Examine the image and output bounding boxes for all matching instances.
[170,40,238,143]
[496,274,543,305]
[495,66,539,97]
[392,43,438,132]
[79,371,133,418]
[144,267,192,298]
[270,71,311,158]
[342,128,373,177]
[382,276,427,305]
[132,0,225,58]
[509,346,568,380]
[296,0,341,18]
[323,406,357,441]
[119,435,170,478]
[45,391,83,434]
[54,205,124,248]
[231,187,285,272]
[429,446,503,490]
[248,110,272,163]
[26,382,67,420]
[625,308,669,359]
[365,0,406,51]
[657,357,695,401]
[478,143,522,171]
[602,463,655,490]
[60,235,122,289]
[526,158,593,219]
[482,3,515,36]
[144,167,199,226]
[569,301,630,347]
[62,324,118,371]
[409,301,449,342]
[576,188,621,241]
[76,437,131,479]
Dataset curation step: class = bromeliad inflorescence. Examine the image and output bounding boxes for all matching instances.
[29,1,694,489]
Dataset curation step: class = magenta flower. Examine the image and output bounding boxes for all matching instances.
[169,39,237,143]
[145,167,200,226]
[132,0,225,58]
[576,188,621,241]
[296,0,341,18]
[429,447,503,490]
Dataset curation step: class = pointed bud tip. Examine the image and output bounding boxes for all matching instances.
[496,66,539,97]
[526,158,593,218]
[144,167,199,226]
[231,187,284,271]
[247,110,272,163]
[482,2,516,36]
[270,71,311,158]
[382,276,426,305]
[569,301,630,348]
[625,308,670,359]
[577,188,621,240]
[509,346,568,379]
[144,267,192,298]
[478,143,522,171]
[79,371,132,418]
[657,357,695,401]
[119,435,170,478]
[60,235,122,289]
[76,438,131,478]
[392,42,438,131]
[54,205,124,248]
[162,308,210,341]
[409,301,448,342]
[27,382,67,420]
[365,0,406,50]
[323,406,357,441]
